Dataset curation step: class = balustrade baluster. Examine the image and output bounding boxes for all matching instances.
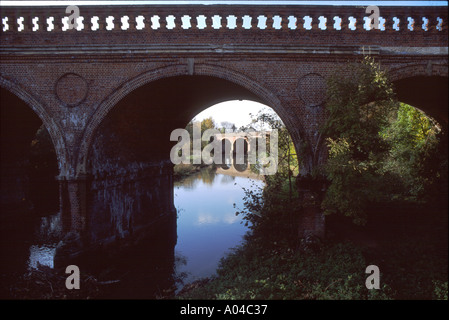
[158,13,167,30]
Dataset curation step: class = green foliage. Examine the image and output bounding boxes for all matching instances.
[246,108,300,197]
[367,231,448,300]
[177,79,447,300]
[380,103,445,201]
[236,109,301,243]
[321,56,447,224]
[321,57,399,224]
[200,117,216,133]
[433,281,448,300]
[182,118,218,162]
[179,229,447,300]
[322,56,398,157]
[321,137,387,225]
[236,176,300,245]
[173,163,201,180]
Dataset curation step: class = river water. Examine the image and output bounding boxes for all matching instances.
[0,166,264,298]
[174,167,264,285]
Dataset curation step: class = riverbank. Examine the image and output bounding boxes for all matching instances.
[173,162,264,182]
[173,163,213,181]
[176,202,448,300]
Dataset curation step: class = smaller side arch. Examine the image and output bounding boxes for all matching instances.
[388,62,448,82]
[0,76,69,178]
[388,63,448,125]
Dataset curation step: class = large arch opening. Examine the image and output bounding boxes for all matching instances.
[172,96,296,286]
[88,75,269,172]
[86,75,275,241]
[86,74,289,236]
[85,74,298,296]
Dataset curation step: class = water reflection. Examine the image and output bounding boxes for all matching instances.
[0,211,61,275]
[27,212,62,270]
[178,167,218,189]
[220,174,236,184]
[28,244,57,269]
[174,166,264,286]
[219,155,248,172]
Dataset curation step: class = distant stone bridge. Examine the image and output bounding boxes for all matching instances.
[213,131,269,156]
[0,4,447,265]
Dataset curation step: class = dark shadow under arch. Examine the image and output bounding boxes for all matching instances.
[0,87,59,214]
[393,75,448,126]
[0,77,68,178]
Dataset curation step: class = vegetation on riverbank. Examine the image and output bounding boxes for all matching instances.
[173,163,212,181]
[177,178,447,300]
[321,57,447,225]
[178,239,447,300]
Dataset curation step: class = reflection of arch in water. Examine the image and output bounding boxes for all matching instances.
[233,138,249,157]
[220,155,232,170]
[233,156,248,172]
[218,156,249,173]
[221,139,232,157]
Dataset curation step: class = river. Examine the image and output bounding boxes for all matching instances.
[174,166,264,286]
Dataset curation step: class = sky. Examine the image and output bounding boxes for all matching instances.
[192,101,272,129]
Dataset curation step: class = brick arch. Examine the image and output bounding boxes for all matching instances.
[77,63,303,176]
[388,62,448,82]
[0,76,69,178]
[388,63,448,125]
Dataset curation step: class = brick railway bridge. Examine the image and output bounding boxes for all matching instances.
[0,4,447,265]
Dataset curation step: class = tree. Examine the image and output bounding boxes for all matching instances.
[321,56,399,225]
[247,109,299,195]
[201,117,216,133]
[200,117,217,151]
[180,118,217,163]
[219,121,236,133]
[380,103,445,202]
[235,108,301,241]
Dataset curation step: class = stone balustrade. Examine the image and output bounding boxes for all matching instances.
[1,5,447,33]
